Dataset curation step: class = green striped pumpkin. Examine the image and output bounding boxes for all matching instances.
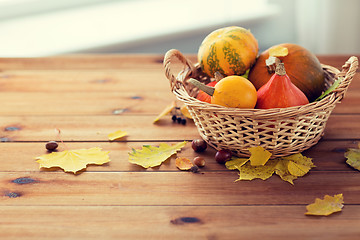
[198,26,258,78]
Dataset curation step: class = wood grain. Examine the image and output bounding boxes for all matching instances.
[0,54,359,240]
[0,115,359,142]
[0,205,359,240]
[1,171,359,206]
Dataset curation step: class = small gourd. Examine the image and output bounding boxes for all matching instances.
[196,72,223,103]
[190,76,257,109]
[196,81,217,103]
[198,26,258,78]
[256,63,309,109]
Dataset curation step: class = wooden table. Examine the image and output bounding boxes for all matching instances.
[0,54,359,239]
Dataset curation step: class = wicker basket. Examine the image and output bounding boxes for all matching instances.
[163,49,358,158]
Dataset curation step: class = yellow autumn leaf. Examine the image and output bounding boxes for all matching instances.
[35,147,110,174]
[275,153,315,184]
[287,161,311,177]
[153,101,176,123]
[175,157,193,170]
[305,194,344,216]
[108,130,128,141]
[275,160,298,185]
[180,105,193,119]
[129,141,187,168]
[269,45,289,57]
[345,144,360,171]
[249,146,272,166]
[236,159,279,181]
[225,157,249,170]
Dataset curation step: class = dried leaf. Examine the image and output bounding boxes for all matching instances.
[180,105,192,119]
[153,101,176,123]
[275,153,315,184]
[345,144,360,171]
[305,194,344,216]
[269,45,289,57]
[226,149,313,184]
[129,141,187,168]
[236,159,278,181]
[275,160,298,185]
[284,153,315,177]
[225,157,249,170]
[108,130,128,141]
[175,157,193,170]
[35,147,110,174]
[249,146,272,166]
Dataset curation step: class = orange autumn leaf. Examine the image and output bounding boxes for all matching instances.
[175,157,193,170]
[305,194,344,216]
[35,147,110,174]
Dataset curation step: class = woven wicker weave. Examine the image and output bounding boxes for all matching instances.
[163,49,358,158]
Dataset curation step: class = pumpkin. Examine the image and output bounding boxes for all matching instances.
[189,76,257,109]
[248,43,325,102]
[198,26,258,78]
[196,81,217,103]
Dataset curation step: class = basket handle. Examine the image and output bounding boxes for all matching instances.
[333,56,358,100]
[163,49,198,91]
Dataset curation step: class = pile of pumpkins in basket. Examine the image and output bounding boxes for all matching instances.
[191,26,325,108]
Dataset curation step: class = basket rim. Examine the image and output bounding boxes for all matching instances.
[172,65,338,119]
[164,50,358,119]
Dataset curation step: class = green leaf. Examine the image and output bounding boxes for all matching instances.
[128,141,187,168]
[315,77,342,101]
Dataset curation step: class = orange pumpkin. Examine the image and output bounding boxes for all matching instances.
[196,81,217,103]
[198,26,258,78]
[248,43,325,102]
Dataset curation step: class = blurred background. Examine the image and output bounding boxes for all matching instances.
[0,0,359,57]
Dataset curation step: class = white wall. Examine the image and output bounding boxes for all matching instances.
[83,0,360,55]
[295,0,360,54]
[0,0,358,56]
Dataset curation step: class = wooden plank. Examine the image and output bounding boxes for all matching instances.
[0,90,358,115]
[0,140,356,173]
[0,69,171,92]
[0,115,359,142]
[0,171,359,206]
[0,205,359,240]
[0,91,175,116]
[0,55,165,70]
[0,115,198,141]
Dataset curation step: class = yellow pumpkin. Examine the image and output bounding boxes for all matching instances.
[198,26,258,78]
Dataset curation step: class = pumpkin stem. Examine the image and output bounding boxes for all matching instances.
[275,63,286,76]
[214,71,224,82]
[188,78,215,96]
[266,56,281,73]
